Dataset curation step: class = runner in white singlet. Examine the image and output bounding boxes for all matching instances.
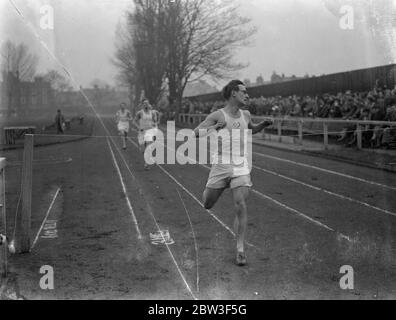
[134,99,158,169]
[115,102,132,150]
[193,80,273,266]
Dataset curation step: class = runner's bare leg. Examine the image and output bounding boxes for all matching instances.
[122,132,127,149]
[232,186,249,253]
[203,187,225,209]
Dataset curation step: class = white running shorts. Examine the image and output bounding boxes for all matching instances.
[117,121,129,134]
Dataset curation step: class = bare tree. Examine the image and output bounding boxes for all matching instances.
[113,20,140,113]
[114,0,255,115]
[0,40,38,81]
[41,70,73,107]
[90,78,110,90]
[114,1,168,110]
[89,79,111,108]
[43,70,72,92]
[133,0,169,105]
[164,0,256,114]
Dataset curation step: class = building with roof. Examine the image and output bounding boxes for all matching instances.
[0,71,55,115]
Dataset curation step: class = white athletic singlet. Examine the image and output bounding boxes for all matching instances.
[116,109,131,122]
[211,109,251,175]
[139,110,155,130]
[117,109,131,133]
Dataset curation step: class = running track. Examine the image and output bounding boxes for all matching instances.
[90,114,396,299]
[8,114,396,300]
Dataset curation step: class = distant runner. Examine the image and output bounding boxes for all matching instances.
[115,102,132,150]
[134,99,158,169]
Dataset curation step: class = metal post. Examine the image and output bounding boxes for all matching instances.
[0,158,7,277]
[277,120,282,142]
[323,123,329,150]
[356,124,362,149]
[17,134,33,253]
[298,120,303,145]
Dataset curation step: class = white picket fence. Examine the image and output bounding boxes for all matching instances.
[178,113,396,150]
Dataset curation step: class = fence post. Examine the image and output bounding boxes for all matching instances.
[17,134,33,253]
[277,120,282,142]
[356,124,362,149]
[0,158,7,277]
[323,123,328,150]
[298,120,303,145]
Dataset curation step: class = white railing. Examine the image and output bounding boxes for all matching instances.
[177,113,396,150]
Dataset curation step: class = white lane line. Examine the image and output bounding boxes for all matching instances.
[107,124,197,300]
[127,136,259,250]
[31,187,61,250]
[107,138,143,240]
[128,132,351,241]
[250,189,351,242]
[253,151,396,191]
[150,195,198,300]
[253,165,396,218]
[176,188,200,294]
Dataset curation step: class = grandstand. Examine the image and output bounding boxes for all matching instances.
[186,64,396,102]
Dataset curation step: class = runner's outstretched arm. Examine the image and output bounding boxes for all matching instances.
[245,111,273,134]
[193,112,226,138]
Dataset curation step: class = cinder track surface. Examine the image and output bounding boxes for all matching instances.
[4,115,396,299]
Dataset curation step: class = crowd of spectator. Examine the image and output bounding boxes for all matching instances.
[182,84,396,148]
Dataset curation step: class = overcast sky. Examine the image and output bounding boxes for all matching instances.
[1,0,395,89]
